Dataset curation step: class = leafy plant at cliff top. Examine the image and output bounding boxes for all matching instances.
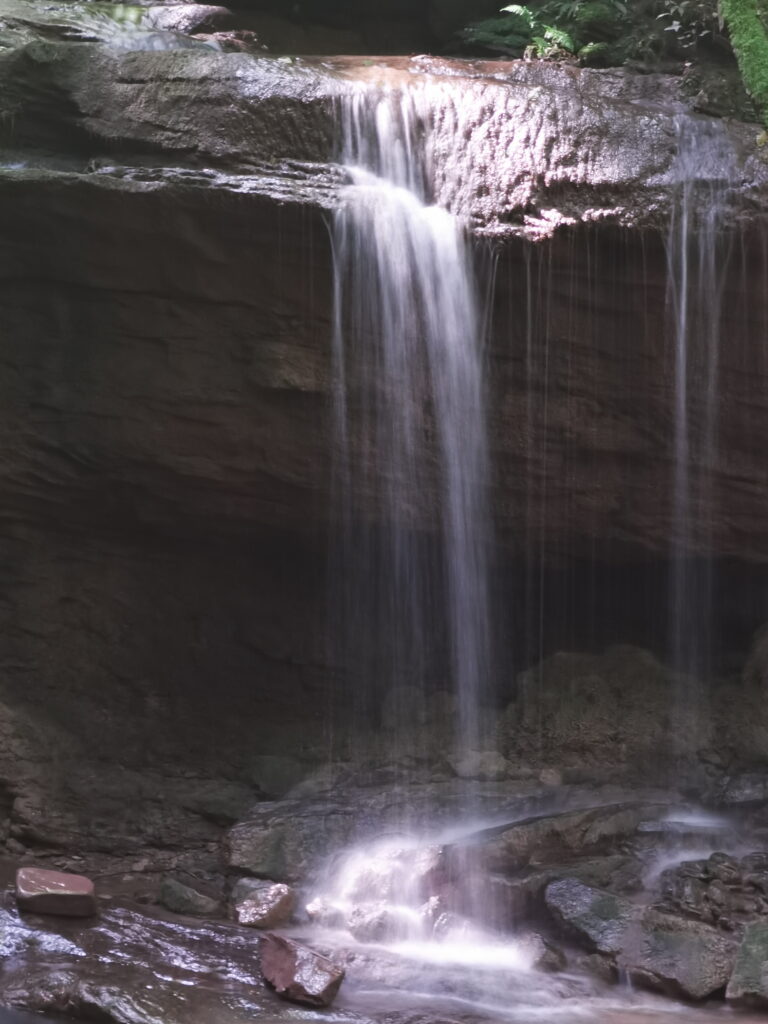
[459,0,737,66]
[459,0,631,64]
[655,0,723,50]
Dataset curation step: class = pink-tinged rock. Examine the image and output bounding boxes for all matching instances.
[260,933,344,1007]
[16,867,97,917]
[233,879,296,929]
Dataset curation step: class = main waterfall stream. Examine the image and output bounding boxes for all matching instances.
[331,84,492,771]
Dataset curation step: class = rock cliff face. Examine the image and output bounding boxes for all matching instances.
[2,40,768,554]
[1,15,768,862]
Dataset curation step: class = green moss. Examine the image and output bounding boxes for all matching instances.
[721,0,768,126]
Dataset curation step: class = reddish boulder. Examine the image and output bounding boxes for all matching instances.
[16,867,97,917]
[234,881,296,929]
[260,933,344,1007]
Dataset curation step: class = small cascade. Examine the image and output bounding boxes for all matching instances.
[306,826,535,970]
[331,85,493,774]
[665,116,736,730]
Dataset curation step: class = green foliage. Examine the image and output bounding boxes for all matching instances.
[655,0,722,50]
[458,0,728,66]
[459,0,629,62]
[459,12,532,54]
[720,0,768,126]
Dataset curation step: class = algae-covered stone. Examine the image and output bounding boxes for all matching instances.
[546,879,737,1000]
[161,877,220,917]
[629,914,736,1001]
[545,879,637,954]
[726,921,768,1008]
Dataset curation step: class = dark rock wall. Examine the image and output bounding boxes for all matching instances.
[0,175,333,538]
[489,226,768,564]
[1,47,768,857]
[0,524,334,851]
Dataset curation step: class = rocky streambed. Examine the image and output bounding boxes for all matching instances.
[2,780,768,1021]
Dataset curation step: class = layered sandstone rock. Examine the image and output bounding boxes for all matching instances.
[0,4,766,870]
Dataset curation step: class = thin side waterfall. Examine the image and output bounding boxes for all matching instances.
[331,86,492,770]
[666,116,735,728]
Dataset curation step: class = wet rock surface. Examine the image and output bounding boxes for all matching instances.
[726,920,768,1007]
[656,852,768,930]
[0,893,275,1022]
[15,866,96,917]
[545,879,738,1000]
[260,932,345,1007]
[160,876,220,917]
[545,879,638,955]
[232,878,296,928]
[453,803,668,873]
[226,781,668,881]
[630,913,737,1001]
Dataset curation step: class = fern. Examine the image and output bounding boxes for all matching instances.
[544,25,575,50]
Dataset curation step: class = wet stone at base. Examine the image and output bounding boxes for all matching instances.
[260,932,345,1007]
[15,867,97,918]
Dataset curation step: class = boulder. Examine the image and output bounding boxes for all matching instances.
[447,853,643,931]
[508,647,714,773]
[232,879,296,929]
[546,879,738,1001]
[458,802,664,874]
[227,800,359,881]
[628,913,736,1001]
[160,877,220,917]
[143,4,231,35]
[15,868,96,918]
[656,851,768,931]
[545,879,637,955]
[260,933,344,1007]
[726,921,768,1008]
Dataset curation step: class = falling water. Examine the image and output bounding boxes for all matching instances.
[666,117,735,719]
[331,85,492,767]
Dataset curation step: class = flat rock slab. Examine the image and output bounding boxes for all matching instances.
[260,932,344,1007]
[16,867,96,917]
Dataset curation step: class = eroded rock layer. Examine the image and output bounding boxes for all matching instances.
[0,23,767,867]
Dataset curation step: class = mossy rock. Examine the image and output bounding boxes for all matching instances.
[721,0,768,126]
[726,921,768,1007]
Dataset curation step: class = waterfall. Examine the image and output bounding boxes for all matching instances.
[666,117,735,702]
[331,85,492,767]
